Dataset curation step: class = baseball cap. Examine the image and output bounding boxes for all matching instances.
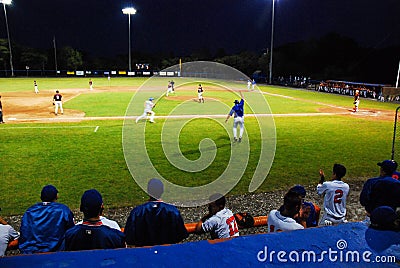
[289,185,306,198]
[377,160,397,174]
[234,100,239,104]
[80,189,103,216]
[147,178,164,199]
[149,97,154,101]
[41,185,58,202]
[370,206,397,230]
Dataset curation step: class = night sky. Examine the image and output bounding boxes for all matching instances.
[0,0,399,57]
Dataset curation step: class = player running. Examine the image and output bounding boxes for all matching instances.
[225,91,245,142]
[317,164,349,226]
[136,97,156,123]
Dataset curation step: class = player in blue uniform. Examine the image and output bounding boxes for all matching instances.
[19,185,74,254]
[225,91,245,142]
[124,178,188,246]
[64,189,125,251]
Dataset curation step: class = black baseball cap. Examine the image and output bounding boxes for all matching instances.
[41,185,58,202]
[377,160,397,174]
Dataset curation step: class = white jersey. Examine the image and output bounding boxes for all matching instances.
[144,100,154,112]
[317,180,349,223]
[267,210,304,232]
[202,208,239,239]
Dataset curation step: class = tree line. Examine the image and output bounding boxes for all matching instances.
[0,32,398,85]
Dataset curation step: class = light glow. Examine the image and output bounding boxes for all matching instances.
[122,7,136,15]
[0,0,12,5]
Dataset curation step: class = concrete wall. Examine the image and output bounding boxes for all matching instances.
[1,222,399,267]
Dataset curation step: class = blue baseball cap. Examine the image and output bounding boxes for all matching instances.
[289,185,306,198]
[370,206,397,229]
[80,189,103,215]
[149,97,154,101]
[377,160,397,174]
[41,185,58,202]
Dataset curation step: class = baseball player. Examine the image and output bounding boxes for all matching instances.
[267,191,304,232]
[53,90,63,115]
[34,80,39,94]
[251,79,256,90]
[166,81,174,97]
[136,97,156,123]
[89,79,93,90]
[225,91,245,142]
[0,95,4,123]
[195,193,239,239]
[247,80,251,90]
[197,84,204,103]
[353,90,360,112]
[317,164,349,226]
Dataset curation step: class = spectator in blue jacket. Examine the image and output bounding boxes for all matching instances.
[19,185,75,254]
[64,189,125,251]
[124,178,188,247]
[360,160,400,216]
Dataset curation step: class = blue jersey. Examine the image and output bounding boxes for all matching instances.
[229,99,244,118]
[360,176,400,213]
[64,220,125,251]
[19,202,74,254]
[124,201,188,247]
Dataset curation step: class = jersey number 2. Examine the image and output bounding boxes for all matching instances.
[334,189,344,204]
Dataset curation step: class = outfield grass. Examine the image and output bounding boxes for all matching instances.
[0,77,398,215]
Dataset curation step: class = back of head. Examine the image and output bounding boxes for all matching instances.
[377,160,397,176]
[209,193,226,209]
[283,191,302,217]
[370,206,397,230]
[41,185,58,202]
[147,178,164,200]
[288,185,306,198]
[333,164,346,180]
[80,189,103,219]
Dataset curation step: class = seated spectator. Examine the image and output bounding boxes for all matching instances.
[317,164,349,226]
[360,160,400,216]
[268,191,304,232]
[0,215,19,256]
[288,185,320,227]
[124,178,188,247]
[19,185,74,254]
[64,189,125,251]
[369,206,400,231]
[195,193,239,239]
[391,160,400,180]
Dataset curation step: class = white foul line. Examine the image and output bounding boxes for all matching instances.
[94,126,99,132]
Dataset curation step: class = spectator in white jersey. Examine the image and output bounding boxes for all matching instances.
[317,164,350,226]
[195,193,239,239]
[268,191,304,232]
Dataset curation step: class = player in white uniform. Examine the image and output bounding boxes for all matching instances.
[136,97,155,123]
[247,80,251,90]
[53,90,63,115]
[34,80,39,94]
[195,194,239,239]
[268,191,304,232]
[166,81,174,97]
[197,84,204,103]
[317,164,349,226]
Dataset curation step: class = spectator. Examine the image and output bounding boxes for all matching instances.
[195,193,239,239]
[288,185,321,227]
[360,160,400,216]
[19,185,74,254]
[369,206,400,231]
[391,160,400,180]
[268,191,304,232]
[64,189,125,251]
[317,164,350,226]
[0,215,19,256]
[124,178,188,247]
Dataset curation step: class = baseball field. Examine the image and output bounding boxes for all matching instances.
[0,75,398,215]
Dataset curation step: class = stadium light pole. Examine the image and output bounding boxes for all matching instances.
[122,7,136,72]
[268,0,276,85]
[1,0,14,77]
